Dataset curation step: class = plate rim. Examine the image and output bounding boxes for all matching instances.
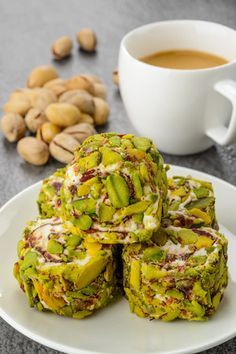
[0,164,235,354]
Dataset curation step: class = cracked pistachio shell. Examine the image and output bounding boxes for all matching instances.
[27,65,59,88]
[51,36,73,60]
[25,108,48,133]
[37,122,61,144]
[80,113,94,125]
[63,122,96,143]
[17,137,49,165]
[46,103,81,127]
[1,113,26,142]
[65,76,94,94]
[106,174,129,208]
[76,28,97,52]
[49,132,80,164]
[93,97,110,126]
[81,74,102,84]
[44,78,67,96]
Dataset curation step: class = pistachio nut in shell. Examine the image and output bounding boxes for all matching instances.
[17,137,49,165]
[93,97,110,126]
[76,28,97,52]
[45,103,81,127]
[93,83,107,99]
[80,113,94,125]
[64,91,95,116]
[37,122,61,144]
[1,113,26,142]
[63,122,96,143]
[44,78,67,96]
[51,36,73,60]
[3,95,31,116]
[65,76,94,94]
[25,108,48,133]
[49,133,80,163]
[27,65,58,88]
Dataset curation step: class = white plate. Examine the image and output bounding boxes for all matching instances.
[0,165,235,354]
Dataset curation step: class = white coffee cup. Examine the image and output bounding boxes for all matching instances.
[119,20,236,155]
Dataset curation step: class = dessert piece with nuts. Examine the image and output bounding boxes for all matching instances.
[1,113,26,142]
[62,132,167,244]
[27,65,59,88]
[45,103,81,128]
[51,36,73,60]
[17,137,49,166]
[25,108,48,133]
[163,176,218,229]
[76,28,97,52]
[38,168,65,218]
[123,226,228,321]
[37,122,61,144]
[13,217,118,319]
[49,132,80,164]
[63,122,96,143]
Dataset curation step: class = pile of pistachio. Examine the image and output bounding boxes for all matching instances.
[1,65,110,165]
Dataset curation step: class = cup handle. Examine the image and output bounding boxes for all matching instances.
[206,80,236,145]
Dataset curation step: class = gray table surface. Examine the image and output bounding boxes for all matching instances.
[0,0,236,353]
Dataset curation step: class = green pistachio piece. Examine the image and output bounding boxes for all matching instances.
[73,310,92,319]
[99,204,115,222]
[20,251,38,272]
[161,310,180,321]
[73,198,96,214]
[106,174,129,208]
[192,281,207,299]
[141,264,166,280]
[66,233,81,248]
[166,289,184,300]
[122,201,150,216]
[139,163,149,182]
[132,173,143,199]
[78,151,101,170]
[17,240,25,257]
[44,185,56,198]
[74,215,92,230]
[186,300,205,317]
[169,201,181,211]
[47,239,63,254]
[185,197,214,210]
[154,229,167,246]
[109,136,121,146]
[130,260,140,290]
[212,292,222,310]
[100,147,123,166]
[133,213,144,223]
[178,229,198,245]
[132,137,151,151]
[76,256,107,289]
[193,187,209,198]
[143,247,166,262]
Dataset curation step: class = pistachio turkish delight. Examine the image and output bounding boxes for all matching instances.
[62,133,168,244]
[13,217,118,318]
[123,226,228,321]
